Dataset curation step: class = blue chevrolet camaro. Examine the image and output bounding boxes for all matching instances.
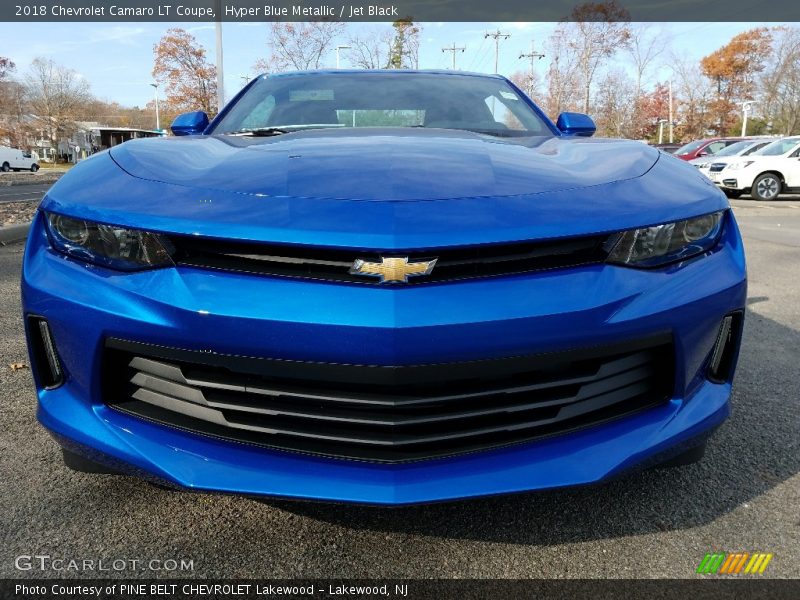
[22,70,746,504]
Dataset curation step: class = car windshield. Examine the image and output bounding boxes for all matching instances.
[754,137,800,156]
[714,140,755,157]
[674,140,706,155]
[211,72,553,138]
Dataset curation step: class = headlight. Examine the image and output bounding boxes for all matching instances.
[727,161,754,170]
[44,213,174,271]
[607,211,724,268]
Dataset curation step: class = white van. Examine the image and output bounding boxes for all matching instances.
[0,146,40,172]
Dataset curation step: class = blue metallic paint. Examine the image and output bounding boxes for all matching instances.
[170,110,209,136]
[41,141,725,249]
[556,112,598,137]
[22,71,747,504]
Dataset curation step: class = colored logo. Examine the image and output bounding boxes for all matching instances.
[350,256,437,283]
[697,552,773,575]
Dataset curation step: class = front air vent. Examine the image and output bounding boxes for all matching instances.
[26,316,64,388]
[707,311,744,383]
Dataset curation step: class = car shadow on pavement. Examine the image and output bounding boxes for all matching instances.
[261,305,800,546]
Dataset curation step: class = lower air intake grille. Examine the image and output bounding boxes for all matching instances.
[103,336,674,462]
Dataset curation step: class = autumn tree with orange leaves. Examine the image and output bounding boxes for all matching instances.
[701,28,773,134]
[153,28,217,116]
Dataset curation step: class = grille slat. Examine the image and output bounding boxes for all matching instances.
[104,336,674,462]
[130,379,656,447]
[130,351,652,407]
[129,362,657,427]
[169,235,610,285]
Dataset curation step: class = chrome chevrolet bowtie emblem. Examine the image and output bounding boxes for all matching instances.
[350,256,438,283]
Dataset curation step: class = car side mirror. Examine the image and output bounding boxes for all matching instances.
[555,112,596,137]
[170,111,209,136]
[697,150,709,157]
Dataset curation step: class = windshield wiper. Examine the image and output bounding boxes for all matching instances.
[225,123,346,137]
[226,127,290,137]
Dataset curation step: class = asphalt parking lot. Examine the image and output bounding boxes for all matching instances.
[0,199,798,579]
[0,184,53,204]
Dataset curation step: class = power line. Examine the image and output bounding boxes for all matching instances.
[484,29,511,75]
[466,36,489,71]
[442,43,466,70]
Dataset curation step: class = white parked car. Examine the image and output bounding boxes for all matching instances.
[691,138,772,169]
[700,137,800,200]
[0,146,40,172]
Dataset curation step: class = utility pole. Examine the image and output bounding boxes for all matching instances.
[485,29,511,74]
[442,43,465,70]
[214,0,224,113]
[518,40,545,97]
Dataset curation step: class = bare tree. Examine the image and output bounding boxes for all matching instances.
[0,57,14,81]
[593,69,636,137]
[543,29,581,118]
[257,22,346,73]
[627,25,667,99]
[347,26,392,69]
[563,1,631,114]
[759,26,800,135]
[24,58,91,159]
[671,54,716,140]
[509,70,542,102]
[0,58,29,148]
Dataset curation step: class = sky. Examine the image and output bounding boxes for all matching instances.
[0,21,773,110]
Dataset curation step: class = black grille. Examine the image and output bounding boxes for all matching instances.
[103,336,674,462]
[168,235,610,284]
[709,163,727,173]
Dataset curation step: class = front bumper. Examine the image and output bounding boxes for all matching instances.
[22,211,747,504]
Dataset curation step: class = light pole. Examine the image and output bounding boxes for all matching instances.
[335,45,351,69]
[668,80,674,143]
[215,0,224,112]
[657,118,669,144]
[741,100,758,136]
[150,83,160,131]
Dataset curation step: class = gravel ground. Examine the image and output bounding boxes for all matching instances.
[0,170,64,187]
[0,201,38,226]
[0,203,798,580]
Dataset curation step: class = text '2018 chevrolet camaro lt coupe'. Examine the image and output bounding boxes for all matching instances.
[22,71,746,505]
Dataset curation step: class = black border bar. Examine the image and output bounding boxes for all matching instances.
[2,1,799,22]
[3,579,800,600]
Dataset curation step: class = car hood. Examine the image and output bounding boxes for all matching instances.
[107,129,659,201]
[42,130,728,249]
